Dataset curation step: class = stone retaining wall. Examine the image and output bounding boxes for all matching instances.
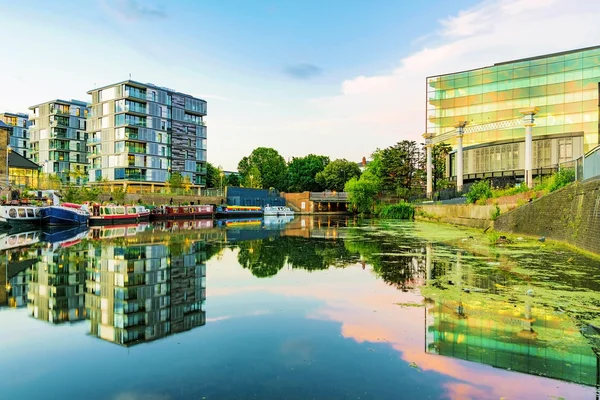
[416,203,515,229]
[494,178,600,254]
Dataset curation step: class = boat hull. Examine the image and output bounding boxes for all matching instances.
[151,212,213,221]
[215,211,264,218]
[89,216,141,226]
[0,206,43,227]
[40,207,89,226]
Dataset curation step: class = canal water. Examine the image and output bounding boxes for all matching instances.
[0,216,599,400]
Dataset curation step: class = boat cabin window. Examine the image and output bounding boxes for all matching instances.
[127,207,136,214]
[183,207,188,213]
[104,207,111,215]
[9,209,16,218]
[18,209,26,218]
[35,209,41,217]
[27,209,34,218]
[115,207,125,215]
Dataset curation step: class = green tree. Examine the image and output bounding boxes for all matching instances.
[432,143,452,192]
[344,151,383,214]
[167,172,184,189]
[206,163,220,188]
[287,154,330,192]
[379,141,423,195]
[314,159,361,192]
[237,147,287,190]
[226,173,241,187]
[242,165,262,188]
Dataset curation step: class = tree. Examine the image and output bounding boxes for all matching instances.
[242,165,262,188]
[226,173,240,187]
[315,159,361,192]
[432,143,452,192]
[167,172,184,189]
[344,152,382,214]
[287,154,330,192]
[379,141,423,196]
[206,163,220,188]
[237,147,287,190]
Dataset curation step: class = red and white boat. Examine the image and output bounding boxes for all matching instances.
[150,204,214,221]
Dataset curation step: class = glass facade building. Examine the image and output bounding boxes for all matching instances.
[426,46,600,180]
[0,112,30,158]
[86,80,208,191]
[28,99,90,185]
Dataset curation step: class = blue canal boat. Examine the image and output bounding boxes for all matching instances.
[215,205,263,218]
[40,203,90,226]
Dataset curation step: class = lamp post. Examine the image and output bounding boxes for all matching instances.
[220,171,224,194]
[6,145,11,188]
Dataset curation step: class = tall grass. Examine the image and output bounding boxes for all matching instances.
[376,202,415,219]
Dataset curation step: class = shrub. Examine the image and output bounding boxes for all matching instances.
[547,169,575,192]
[491,204,501,220]
[376,202,415,219]
[466,180,492,204]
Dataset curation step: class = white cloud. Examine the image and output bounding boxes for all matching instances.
[308,0,600,160]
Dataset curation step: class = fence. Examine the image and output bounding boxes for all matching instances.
[558,156,584,182]
[583,146,600,180]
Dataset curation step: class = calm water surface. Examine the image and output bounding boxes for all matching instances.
[0,216,599,400]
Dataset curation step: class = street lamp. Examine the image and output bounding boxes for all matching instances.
[220,171,224,192]
[6,145,11,188]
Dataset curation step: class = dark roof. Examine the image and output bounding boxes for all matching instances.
[0,121,9,129]
[8,151,40,170]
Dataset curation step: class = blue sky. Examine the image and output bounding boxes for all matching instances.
[2,0,600,169]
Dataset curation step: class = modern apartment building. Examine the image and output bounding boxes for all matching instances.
[424,45,600,194]
[28,99,90,185]
[86,80,208,192]
[0,112,30,158]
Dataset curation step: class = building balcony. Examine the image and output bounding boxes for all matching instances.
[123,88,148,102]
[50,119,69,128]
[50,107,70,116]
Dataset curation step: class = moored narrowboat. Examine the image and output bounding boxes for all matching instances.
[40,203,90,226]
[89,204,148,226]
[150,204,214,221]
[215,205,263,218]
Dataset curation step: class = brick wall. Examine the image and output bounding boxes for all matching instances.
[494,178,600,254]
[283,192,313,213]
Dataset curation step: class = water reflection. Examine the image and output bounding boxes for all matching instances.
[421,241,600,389]
[86,239,206,346]
[0,216,599,398]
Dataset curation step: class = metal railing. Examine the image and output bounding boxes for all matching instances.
[583,146,600,180]
[309,192,349,201]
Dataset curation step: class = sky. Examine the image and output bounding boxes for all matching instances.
[1,0,600,170]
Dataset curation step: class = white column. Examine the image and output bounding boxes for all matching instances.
[453,121,467,193]
[423,132,433,198]
[426,145,432,197]
[456,133,464,193]
[520,108,538,189]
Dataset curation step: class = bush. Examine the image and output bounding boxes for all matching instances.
[466,180,492,204]
[376,202,415,219]
[547,169,575,192]
[491,204,501,220]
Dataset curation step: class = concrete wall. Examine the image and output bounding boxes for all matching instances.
[494,178,600,254]
[416,203,514,229]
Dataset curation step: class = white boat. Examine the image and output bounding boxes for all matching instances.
[0,205,42,226]
[263,206,295,216]
[0,229,41,251]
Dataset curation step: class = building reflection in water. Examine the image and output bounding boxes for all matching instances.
[85,238,206,346]
[423,246,599,387]
[27,240,88,323]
